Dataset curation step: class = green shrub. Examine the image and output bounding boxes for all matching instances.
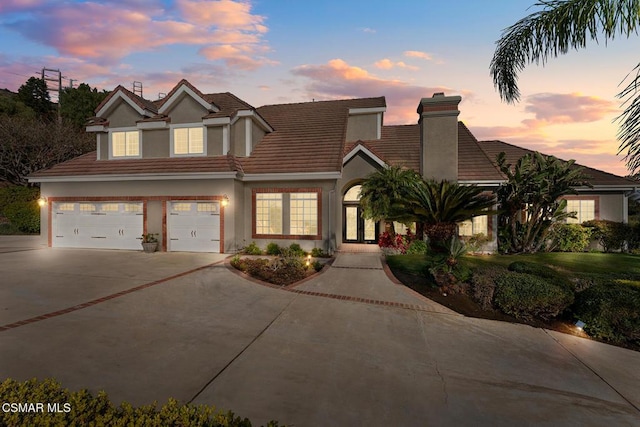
[242,242,263,255]
[572,283,640,345]
[494,272,574,320]
[470,266,507,310]
[288,243,305,257]
[507,261,572,291]
[583,220,631,252]
[0,185,40,212]
[406,239,429,255]
[311,247,328,257]
[312,260,323,272]
[550,223,592,252]
[4,200,40,233]
[0,378,280,427]
[265,242,281,256]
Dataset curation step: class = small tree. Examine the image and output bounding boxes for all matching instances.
[410,179,496,246]
[496,151,590,253]
[359,166,422,234]
[60,83,109,128]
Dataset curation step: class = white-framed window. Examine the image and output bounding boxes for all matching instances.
[256,193,283,235]
[171,125,205,156]
[290,193,318,235]
[110,129,140,158]
[566,199,595,224]
[458,215,488,237]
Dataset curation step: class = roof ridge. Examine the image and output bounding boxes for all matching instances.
[258,96,386,109]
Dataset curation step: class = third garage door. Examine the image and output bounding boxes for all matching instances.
[168,201,220,252]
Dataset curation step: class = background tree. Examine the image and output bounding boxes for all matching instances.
[60,83,109,128]
[17,77,53,120]
[496,152,590,254]
[0,90,35,118]
[0,115,94,185]
[490,0,640,173]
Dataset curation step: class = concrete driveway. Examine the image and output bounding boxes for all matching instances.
[1,238,639,426]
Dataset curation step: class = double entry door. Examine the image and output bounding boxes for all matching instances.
[343,205,377,244]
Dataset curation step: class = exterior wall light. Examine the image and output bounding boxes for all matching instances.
[37,197,47,207]
[221,194,229,207]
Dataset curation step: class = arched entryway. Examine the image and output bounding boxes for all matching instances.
[342,184,379,244]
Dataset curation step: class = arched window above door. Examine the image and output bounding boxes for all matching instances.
[343,185,362,202]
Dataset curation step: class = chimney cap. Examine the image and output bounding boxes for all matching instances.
[417,94,462,115]
[433,92,445,97]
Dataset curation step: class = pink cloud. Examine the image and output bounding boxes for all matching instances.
[374,59,418,71]
[404,50,433,61]
[292,58,455,124]
[5,0,272,70]
[0,0,45,13]
[524,93,617,125]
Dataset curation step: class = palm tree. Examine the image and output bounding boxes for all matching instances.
[490,0,640,173]
[409,180,496,246]
[359,166,422,234]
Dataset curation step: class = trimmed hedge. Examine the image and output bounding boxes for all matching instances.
[494,272,573,320]
[0,378,281,426]
[0,186,40,234]
[550,223,591,252]
[507,261,572,291]
[572,283,640,345]
[583,220,631,252]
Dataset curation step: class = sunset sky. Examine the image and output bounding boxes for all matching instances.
[0,0,638,176]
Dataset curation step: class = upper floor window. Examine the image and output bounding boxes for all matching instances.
[172,126,204,156]
[111,130,140,158]
[566,199,595,224]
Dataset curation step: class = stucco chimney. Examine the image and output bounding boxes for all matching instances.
[417,93,461,182]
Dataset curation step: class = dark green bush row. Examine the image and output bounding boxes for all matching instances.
[507,261,572,291]
[572,283,640,345]
[0,186,40,234]
[494,272,574,321]
[583,220,635,252]
[0,378,280,427]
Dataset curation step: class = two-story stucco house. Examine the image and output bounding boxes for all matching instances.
[29,80,639,253]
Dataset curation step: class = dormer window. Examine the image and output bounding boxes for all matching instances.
[111,129,140,158]
[171,125,205,156]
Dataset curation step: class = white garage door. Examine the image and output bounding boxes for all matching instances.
[168,201,220,252]
[52,202,143,250]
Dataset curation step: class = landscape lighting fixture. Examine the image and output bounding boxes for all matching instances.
[575,320,586,331]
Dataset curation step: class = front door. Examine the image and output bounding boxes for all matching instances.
[343,205,378,243]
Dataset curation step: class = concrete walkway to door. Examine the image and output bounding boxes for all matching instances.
[294,251,456,315]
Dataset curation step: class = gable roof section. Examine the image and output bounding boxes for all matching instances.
[94,85,158,117]
[156,79,219,114]
[457,123,505,182]
[241,97,386,174]
[478,140,637,187]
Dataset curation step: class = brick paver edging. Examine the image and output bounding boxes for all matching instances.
[0,260,224,333]
[225,256,458,315]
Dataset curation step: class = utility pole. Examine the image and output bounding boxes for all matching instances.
[133,81,143,98]
[42,67,62,123]
[68,79,76,89]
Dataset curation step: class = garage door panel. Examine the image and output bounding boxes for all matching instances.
[168,201,220,253]
[52,202,143,250]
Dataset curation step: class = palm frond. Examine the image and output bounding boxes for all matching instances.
[617,61,640,173]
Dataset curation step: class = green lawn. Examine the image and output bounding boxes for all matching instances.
[387,252,640,288]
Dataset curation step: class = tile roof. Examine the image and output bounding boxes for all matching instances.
[241,97,386,174]
[478,140,637,187]
[343,122,504,182]
[154,79,215,111]
[30,152,237,178]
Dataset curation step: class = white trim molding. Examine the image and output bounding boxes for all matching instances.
[29,172,238,183]
[245,117,252,156]
[86,125,107,132]
[231,109,273,132]
[137,121,167,130]
[158,85,219,115]
[108,127,142,160]
[223,125,230,154]
[241,172,342,181]
[203,117,231,126]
